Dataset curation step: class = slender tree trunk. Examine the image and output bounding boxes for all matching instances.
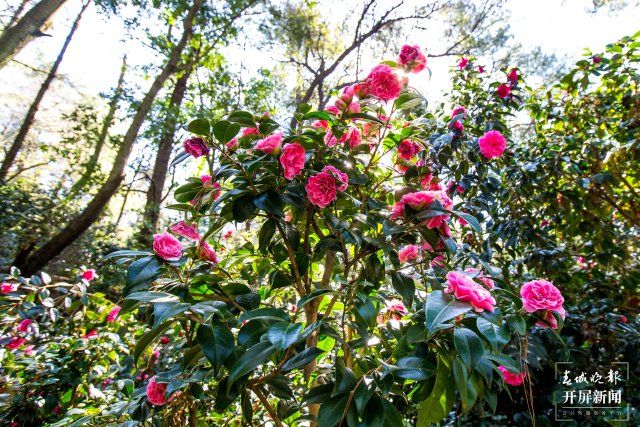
[15,0,203,276]
[0,0,67,69]
[0,0,89,183]
[138,67,192,246]
[66,55,128,199]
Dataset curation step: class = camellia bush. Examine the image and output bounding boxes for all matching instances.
[105,45,570,426]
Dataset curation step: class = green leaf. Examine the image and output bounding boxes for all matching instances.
[417,357,454,426]
[212,120,241,144]
[453,211,482,232]
[302,111,332,121]
[382,400,404,427]
[454,328,484,368]
[153,302,190,328]
[391,356,436,381]
[227,111,255,127]
[258,219,276,252]
[188,118,211,136]
[253,191,283,216]
[363,394,385,427]
[394,92,424,110]
[238,307,290,324]
[281,347,324,372]
[197,322,234,373]
[391,272,415,307]
[227,341,275,388]
[476,317,510,350]
[318,393,351,427]
[126,256,161,292]
[267,322,303,351]
[485,353,521,373]
[424,290,472,339]
[126,291,178,303]
[297,288,334,309]
[103,250,152,260]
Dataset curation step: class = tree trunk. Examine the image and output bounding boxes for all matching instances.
[4,0,30,31]
[66,54,128,199]
[0,0,67,69]
[15,0,204,276]
[138,67,192,246]
[0,0,89,183]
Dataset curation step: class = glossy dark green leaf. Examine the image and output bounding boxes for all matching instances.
[197,322,234,373]
[424,290,472,339]
[281,347,324,372]
[267,322,303,350]
[454,327,484,368]
[391,272,415,307]
[212,120,241,144]
[227,341,275,388]
[318,393,351,427]
[187,118,211,136]
[238,307,289,324]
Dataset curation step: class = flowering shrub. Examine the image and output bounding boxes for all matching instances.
[108,45,569,425]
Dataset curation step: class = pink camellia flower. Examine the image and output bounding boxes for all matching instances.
[620,315,628,323]
[445,271,496,312]
[305,172,337,208]
[241,127,260,137]
[146,376,168,406]
[397,140,422,160]
[398,44,427,73]
[160,336,170,345]
[1,282,19,294]
[324,131,338,147]
[498,366,526,386]
[496,83,511,98]
[464,268,494,289]
[83,329,98,339]
[23,344,34,356]
[226,137,239,151]
[153,232,183,261]
[17,319,33,333]
[325,105,340,115]
[170,221,200,241]
[507,68,518,84]
[183,136,210,158]
[420,174,433,189]
[478,65,485,73]
[6,336,25,350]
[366,64,403,101]
[106,305,121,323]
[398,245,420,263]
[322,165,348,191]
[339,127,362,149]
[385,299,408,320]
[254,132,283,155]
[223,230,233,239]
[390,190,453,229]
[592,55,601,64]
[478,130,507,159]
[458,57,469,69]
[200,174,213,187]
[312,120,329,129]
[451,106,466,118]
[197,241,219,264]
[346,102,361,115]
[82,269,97,281]
[520,279,565,329]
[280,142,306,180]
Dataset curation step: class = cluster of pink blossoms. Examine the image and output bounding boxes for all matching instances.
[154,221,219,264]
[305,165,349,208]
[445,271,497,313]
[390,190,453,236]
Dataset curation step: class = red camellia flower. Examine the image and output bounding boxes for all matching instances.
[338,127,362,149]
[451,106,466,118]
[498,366,526,386]
[83,329,98,339]
[153,232,183,260]
[254,132,283,155]
[445,271,496,312]
[197,241,219,264]
[397,140,421,160]
[169,221,200,241]
[82,269,97,281]
[183,136,210,158]
[365,64,403,101]
[592,55,601,64]
[6,336,25,350]
[146,376,168,406]
[280,142,306,180]
[398,44,427,73]
[160,336,170,344]
[1,282,19,294]
[17,318,33,333]
[507,68,518,84]
[496,83,511,98]
[458,57,469,69]
[620,315,628,323]
[520,279,565,329]
[478,130,507,159]
[106,305,121,323]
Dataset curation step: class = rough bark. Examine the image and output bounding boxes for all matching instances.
[15,0,203,276]
[0,0,67,69]
[66,55,128,199]
[0,0,89,183]
[138,66,192,247]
